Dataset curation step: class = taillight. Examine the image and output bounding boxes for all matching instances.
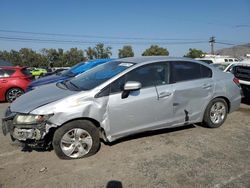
[233,77,240,87]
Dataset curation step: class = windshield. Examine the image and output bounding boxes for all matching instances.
[61,62,86,77]
[68,61,134,91]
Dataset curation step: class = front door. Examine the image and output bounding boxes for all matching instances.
[107,62,174,139]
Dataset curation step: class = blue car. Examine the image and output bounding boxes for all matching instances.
[26,59,113,91]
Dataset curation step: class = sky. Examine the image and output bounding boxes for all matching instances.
[0,0,249,57]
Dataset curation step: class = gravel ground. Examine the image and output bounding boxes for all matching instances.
[0,102,249,188]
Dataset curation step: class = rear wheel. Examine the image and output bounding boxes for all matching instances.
[6,88,24,102]
[203,98,228,128]
[52,120,100,160]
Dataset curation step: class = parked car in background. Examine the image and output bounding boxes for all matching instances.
[2,57,241,159]
[196,55,238,64]
[26,59,113,91]
[210,63,229,71]
[43,67,69,77]
[0,66,32,102]
[29,68,47,78]
[224,60,250,100]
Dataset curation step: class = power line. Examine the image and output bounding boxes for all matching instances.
[0,29,207,41]
[215,41,237,46]
[0,36,208,45]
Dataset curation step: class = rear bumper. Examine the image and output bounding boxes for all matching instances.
[229,94,241,113]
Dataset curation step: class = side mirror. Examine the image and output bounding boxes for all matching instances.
[124,81,142,91]
[122,81,141,99]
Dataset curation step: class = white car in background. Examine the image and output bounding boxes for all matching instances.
[196,55,238,65]
[224,60,250,100]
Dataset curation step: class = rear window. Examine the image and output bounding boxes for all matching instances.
[0,69,15,78]
[21,68,32,76]
[233,66,250,81]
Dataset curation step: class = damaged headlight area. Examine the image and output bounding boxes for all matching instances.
[13,128,42,141]
[13,114,53,125]
[3,113,54,142]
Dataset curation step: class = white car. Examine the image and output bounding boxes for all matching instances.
[224,60,250,100]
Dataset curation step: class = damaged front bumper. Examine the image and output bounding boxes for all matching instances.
[2,108,53,147]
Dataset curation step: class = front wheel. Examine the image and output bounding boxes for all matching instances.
[52,120,100,159]
[203,98,228,128]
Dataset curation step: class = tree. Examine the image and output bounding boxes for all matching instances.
[9,50,21,66]
[184,48,205,58]
[118,45,134,58]
[85,47,97,60]
[18,48,43,67]
[142,45,169,56]
[94,43,112,59]
[85,44,112,59]
[41,48,60,67]
[64,48,85,66]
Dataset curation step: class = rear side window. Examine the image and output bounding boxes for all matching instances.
[171,61,212,83]
[233,66,250,81]
[0,69,15,78]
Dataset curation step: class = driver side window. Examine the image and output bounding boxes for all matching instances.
[110,62,169,94]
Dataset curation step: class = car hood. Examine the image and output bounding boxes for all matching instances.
[30,74,69,87]
[10,83,77,113]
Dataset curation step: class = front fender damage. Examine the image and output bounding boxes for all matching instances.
[42,95,112,142]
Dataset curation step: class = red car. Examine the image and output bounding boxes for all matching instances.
[0,66,32,102]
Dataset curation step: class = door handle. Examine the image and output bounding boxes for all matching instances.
[202,84,212,89]
[158,92,172,98]
[0,80,7,83]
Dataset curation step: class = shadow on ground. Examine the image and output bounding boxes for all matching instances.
[105,124,196,146]
[106,180,123,188]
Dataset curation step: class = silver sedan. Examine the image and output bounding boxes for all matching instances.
[2,56,242,159]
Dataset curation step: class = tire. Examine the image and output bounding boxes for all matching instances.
[203,98,228,128]
[6,88,24,103]
[52,120,100,160]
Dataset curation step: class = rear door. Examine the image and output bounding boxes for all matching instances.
[170,61,214,124]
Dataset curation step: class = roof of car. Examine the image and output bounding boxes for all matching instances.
[228,60,250,67]
[118,56,195,64]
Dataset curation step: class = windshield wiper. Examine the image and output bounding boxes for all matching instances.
[56,80,68,90]
[68,81,81,90]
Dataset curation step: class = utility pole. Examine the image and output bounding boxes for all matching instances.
[209,36,215,55]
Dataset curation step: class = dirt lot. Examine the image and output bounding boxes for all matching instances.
[0,102,249,188]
